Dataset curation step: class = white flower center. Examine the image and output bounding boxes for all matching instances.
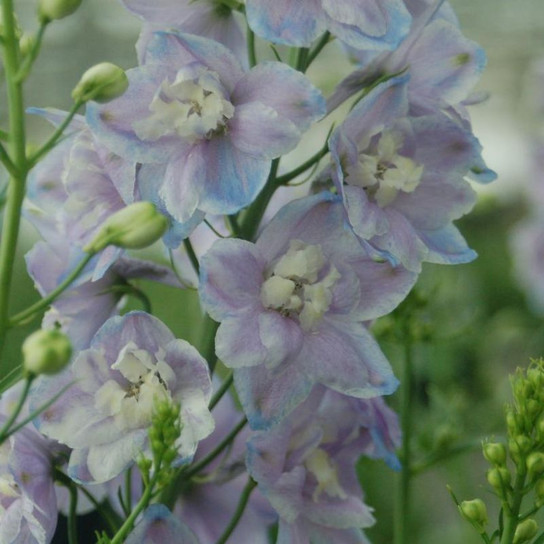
[260,241,340,331]
[133,65,235,143]
[305,448,347,502]
[347,130,423,207]
[95,341,176,430]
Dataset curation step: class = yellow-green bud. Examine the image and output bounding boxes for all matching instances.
[535,479,544,506]
[38,0,82,22]
[83,202,168,254]
[459,499,488,533]
[22,329,72,376]
[72,62,128,104]
[509,435,532,463]
[513,519,538,544]
[506,409,518,435]
[483,442,507,466]
[19,34,35,57]
[527,452,544,477]
[487,467,511,493]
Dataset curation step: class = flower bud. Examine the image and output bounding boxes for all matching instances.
[38,0,82,22]
[482,442,507,466]
[487,467,511,494]
[22,329,72,376]
[83,202,168,254]
[72,62,128,104]
[535,479,544,505]
[513,518,538,544]
[19,33,35,57]
[527,452,544,478]
[459,499,488,533]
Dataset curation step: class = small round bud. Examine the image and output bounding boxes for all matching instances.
[509,435,532,463]
[459,499,488,533]
[535,479,544,505]
[506,409,518,435]
[38,0,82,22]
[527,452,544,478]
[83,202,168,254]
[513,518,538,544]
[19,34,35,57]
[483,442,507,466]
[72,62,128,104]
[487,467,511,494]
[22,329,72,376]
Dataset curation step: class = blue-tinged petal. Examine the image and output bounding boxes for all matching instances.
[343,185,389,239]
[408,20,486,113]
[246,0,325,47]
[418,224,477,265]
[303,319,398,398]
[126,504,199,544]
[87,64,185,164]
[229,102,301,159]
[232,61,326,132]
[259,311,304,369]
[199,238,266,319]
[145,30,244,93]
[323,0,411,51]
[216,312,268,368]
[191,136,271,215]
[234,363,314,430]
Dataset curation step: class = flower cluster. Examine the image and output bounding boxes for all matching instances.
[0,0,494,542]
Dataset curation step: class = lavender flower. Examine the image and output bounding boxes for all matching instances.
[200,192,417,428]
[87,31,326,226]
[246,0,411,51]
[246,388,400,542]
[31,312,214,484]
[329,74,489,272]
[0,420,58,544]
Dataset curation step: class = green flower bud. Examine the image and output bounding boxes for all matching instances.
[525,398,541,419]
[535,479,544,506]
[22,329,72,376]
[38,0,82,22]
[527,452,544,478]
[487,467,511,494]
[83,202,168,254]
[506,408,519,436]
[509,435,532,463]
[19,34,35,57]
[513,518,538,544]
[459,499,488,533]
[72,62,128,104]
[482,442,507,466]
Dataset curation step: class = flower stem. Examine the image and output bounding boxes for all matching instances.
[0,374,33,444]
[0,0,28,361]
[209,371,234,410]
[67,483,79,544]
[9,252,94,326]
[499,466,527,544]
[394,319,415,544]
[215,478,257,544]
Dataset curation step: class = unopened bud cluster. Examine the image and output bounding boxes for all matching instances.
[148,401,182,488]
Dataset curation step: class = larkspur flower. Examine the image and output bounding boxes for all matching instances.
[121,0,245,63]
[246,387,400,543]
[30,312,214,484]
[200,192,417,428]
[245,0,412,51]
[328,0,490,117]
[0,419,59,544]
[329,74,490,272]
[87,30,326,227]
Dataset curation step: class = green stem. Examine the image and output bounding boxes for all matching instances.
[394,320,414,544]
[240,158,280,241]
[0,0,28,360]
[198,313,220,373]
[184,416,247,480]
[9,252,94,326]
[275,139,330,186]
[0,142,18,177]
[247,25,257,68]
[110,472,158,544]
[215,478,257,544]
[27,99,83,168]
[209,371,234,410]
[183,238,200,276]
[0,374,33,444]
[67,483,79,544]
[499,466,527,544]
[15,21,48,83]
[295,47,309,73]
[77,488,121,535]
[305,32,331,70]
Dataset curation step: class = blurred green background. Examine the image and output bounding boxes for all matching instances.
[2,1,544,542]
